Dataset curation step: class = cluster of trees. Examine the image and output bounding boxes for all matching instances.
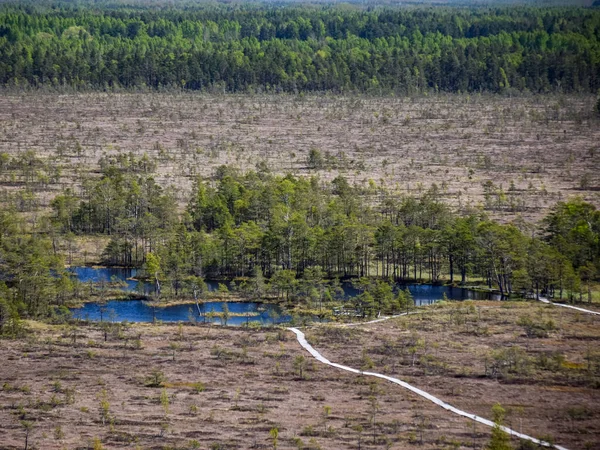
[50,160,600,299]
[1,2,599,93]
[51,154,177,264]
[0,209,73,335]
[1,156,599,331]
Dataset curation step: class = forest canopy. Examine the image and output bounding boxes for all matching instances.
[0,1,599,93]
[1,1,600,331]
[2,157,599,332]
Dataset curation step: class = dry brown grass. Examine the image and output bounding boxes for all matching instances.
[2,300,599,449]
[0,322,495,450]
[1,92,599,224]
[307,301,600,450]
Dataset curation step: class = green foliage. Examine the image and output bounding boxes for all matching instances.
[372,280,394,314]
[307,148,324,170]
[396,289,414,313]
[543,199,600,270]
[269,427,279,449]
[1,152,600,321]
[351,279,412,317]
[145,253,162,279]
[487,404,513,450]
[192,382,205,393]
[0,4,599,94]
[53,425,65,440]
[355,291,375,318]
[220,303,230,326]
[536,351,565,372]
[0,208,69,325]
[160,388,170,415]
[0,283,24,337]
[270,270,297,300]
[92,437,104,450]
[145,370,166,388]
[517,315,556,338]
[486,346,531,378]
[52,161,177,241]
[98,389,110,426]
[293,355,307,379]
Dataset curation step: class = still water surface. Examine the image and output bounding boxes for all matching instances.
[72,299,285,325]
[69,267,500,324]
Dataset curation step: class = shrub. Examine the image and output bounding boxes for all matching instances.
[145,369,166,387]
[486,346,531,378]
[307,148,324,169]
[488,404,513,450]
[517,316,556,338]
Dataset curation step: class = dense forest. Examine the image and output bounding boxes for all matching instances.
[1,0,600,333]
[0,1,600,92]
[1,151,599,332]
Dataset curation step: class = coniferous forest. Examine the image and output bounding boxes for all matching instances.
[2,1,600,449]
[0,1,599,93]
[0,1,599,332]
[1,156,599,329]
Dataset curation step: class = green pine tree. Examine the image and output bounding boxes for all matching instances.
[487,404,513,450]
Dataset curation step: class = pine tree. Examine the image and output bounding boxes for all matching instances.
[487,404,513,450]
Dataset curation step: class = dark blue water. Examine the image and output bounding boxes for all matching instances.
[341,283,501,305]
[68,267,500,323]
[70,267,499,302]
[68,267,226,294]
[72,300,286,325]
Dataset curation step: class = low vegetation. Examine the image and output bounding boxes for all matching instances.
[306,301,600,449]
[0,320,497,449]
[0,0,598,448]
[1,300,598,449]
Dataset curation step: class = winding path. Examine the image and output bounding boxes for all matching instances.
[342,313,410,326]
[539,297,600,316]
[287,310,572,450]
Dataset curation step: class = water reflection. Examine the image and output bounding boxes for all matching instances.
[70,266,500,302]
[68,267,501,324]
[72,300,286,325]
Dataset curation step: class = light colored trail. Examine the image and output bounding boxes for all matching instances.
[342,312,409,326]
[287,325,569,450]
[539,297,600,315]
[287,295,598,448]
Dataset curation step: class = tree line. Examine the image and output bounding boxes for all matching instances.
[1,155,599,332]
[0,1,599,93]
[48,160,600,298]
